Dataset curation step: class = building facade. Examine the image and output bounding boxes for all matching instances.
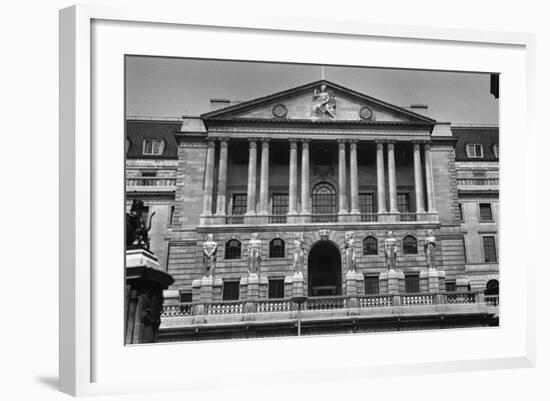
[125,80,499,341]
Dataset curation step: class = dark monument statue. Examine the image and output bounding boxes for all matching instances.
[126,199,156,250]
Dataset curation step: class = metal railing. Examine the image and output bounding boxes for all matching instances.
[399,213,417,222]
[225,215,244,224]
[485,295,499,306]
[126,177,176,186]
[268,215,287,224]
[311,214,339,223]
[360,213,378,222]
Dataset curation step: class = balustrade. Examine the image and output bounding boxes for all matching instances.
[357,295,393,307]
[126,177,176,186]
[305,296,348,310]
[401,293,436,306]
[485,295,499,306]
[444,292,477,304]
[257,299,292,312]
[457,178,499,186]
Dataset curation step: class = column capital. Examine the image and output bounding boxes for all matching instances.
[259,137,271,143]
[349,141,358,150]
[206,140,216,148]
[248,139,257,149]
[289,140,298,149]
[216,137,230,143]
[424,142,432,151]
[411,139,428,145]
[387,142,395,150]
[300,138,311,144]
[336,138,347,144]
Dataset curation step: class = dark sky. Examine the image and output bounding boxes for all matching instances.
[125,56,499,125]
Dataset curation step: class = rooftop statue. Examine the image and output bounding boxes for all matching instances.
[344,231,356,273]
[384,231,398,271]
[424,229,437,270]
[312,84,336,118]
[248,233,262,275]
[126,199,155,250]
[202,234,218,278]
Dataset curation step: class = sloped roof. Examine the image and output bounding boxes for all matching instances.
[126,119,181,159]
[452,126,499,161]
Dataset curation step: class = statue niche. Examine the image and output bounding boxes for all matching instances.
[126,199,156,250]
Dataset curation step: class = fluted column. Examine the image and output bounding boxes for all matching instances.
[424,143,437,213]
[338,140,348,214]
[376,140,386,213]
[413,142,425,213]
[301,140,310,214]
[201,140,216,215]
[245,140,257,215]
[349,140,359,214]
[259,138,270,215]
[288,140,298,215]
[215,138,228,215]
[387,141,398,213]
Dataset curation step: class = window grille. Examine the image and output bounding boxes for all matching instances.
[272,194,288,215]
[359,193,375,214]
[268,278,285,299]
[225,239,241,260]
[363,236,378,255]
[269,238,285,258]
[403,235,418,254]
[479,203,493,221]
[405,274,420,293]
[222,281,240,300]
[482,236,497,263]
[364,275,380,295]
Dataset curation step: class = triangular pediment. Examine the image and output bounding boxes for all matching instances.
[201,80,435,126]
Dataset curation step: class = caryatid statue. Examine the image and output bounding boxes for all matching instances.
[344,231,356,273]
[384,231,398,271]
[202,234,217,278]
[424,229,437,270]
[293,233,307,274]
[247,233,262,275]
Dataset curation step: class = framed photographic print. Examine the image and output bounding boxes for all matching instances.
[60,4,536,397]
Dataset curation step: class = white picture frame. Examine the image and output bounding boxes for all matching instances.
[59,4,536,397]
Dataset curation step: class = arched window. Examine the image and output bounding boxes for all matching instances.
[312,182,337,219]
[269,238,285,258]
[403,235,418,254]
[485,279,499,295]
[363,236,378,255]
[225,239,241,260]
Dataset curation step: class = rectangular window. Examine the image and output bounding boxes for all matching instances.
[405,274,420,293]
[168,205,175,226]
[472,170,486,178]
[359,193,375,214]
[479,203,493,221]
[222,281,240,301]
[272,194,289,215]
[466,144,483,158]
[397,193,411,213]
[445,280,457,292]
[268,278,285,299]
[482,236,498,263]
[143,139,164,155]
[364,275,380,295]
[458,203,464,221]
[179,292,192,302]
[141,170,157,177]
[232,194,247,215]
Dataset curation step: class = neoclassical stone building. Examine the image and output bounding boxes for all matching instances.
[125,80,499,341]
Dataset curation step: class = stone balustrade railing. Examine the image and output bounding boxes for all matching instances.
[126,177,177,186]
[457,178,499,186]
[203,212,438,226]
[161,291,491,318]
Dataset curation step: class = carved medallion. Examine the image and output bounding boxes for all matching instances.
[359,106,374,121]
[272,104,288,118]
[319,229,330,241]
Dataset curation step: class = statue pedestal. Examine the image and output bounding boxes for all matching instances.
[292,272,305,298]
[345,271,364,309]
[212,278,223,301]
[242,273,259,316]
[125,248,174,344]
[380,269,404,295]
[429,268,445,292]
[191,276,217,316]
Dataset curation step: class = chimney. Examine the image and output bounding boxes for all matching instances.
[210,98,231,111]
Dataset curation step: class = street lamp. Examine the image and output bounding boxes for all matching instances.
[290,296,308,336]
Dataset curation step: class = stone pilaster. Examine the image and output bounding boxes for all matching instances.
[301,140,311,214]
[376,140,387,213]
[288,140,298,215]
[215,138,228,215]
[349,140,360,215]
[245,140,257,215]
[259,138,270,215]
[337,139,348,214]
[413,141,425,213]
[424,143,437,213]
[387,141,398,213]
[201,140,216,216]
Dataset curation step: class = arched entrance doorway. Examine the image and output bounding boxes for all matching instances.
[485,279,499,295]
[307,241,342,296]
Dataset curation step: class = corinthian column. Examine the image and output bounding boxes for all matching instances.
[245,140,257,215]
[215,138,228,215]
[201,140,216,215]
[288,140,298,215]
[349,140,359,214]
[424,143,437,213]
[301,140,310,214]
[387,142,398,213]
[338,140,348,214]
[413,142,425,213]
[376,140,386,213]
[259,139,270,215]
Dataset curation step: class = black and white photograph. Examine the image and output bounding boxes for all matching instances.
[124,56,500,344]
